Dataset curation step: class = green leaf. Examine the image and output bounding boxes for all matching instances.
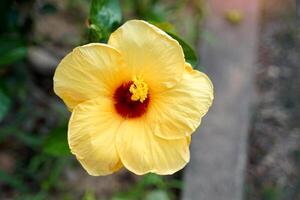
[261,186,282,200]
[43,126,70,157]
[0,169,27,192]
[15,131,42,147]
[148,21,175,33]
[41,158,67,190]
[0,89,11,122]
[0,36,27,67]
[166,179,183,189]
[82,190,97,200]
[41,2,58,14]
[89,0,122,42]
[134,1,167,22]
[166,32,198,68]
[16,192,47,200]
[142,173,165,188]
[145,190,170,200]
[87,24,103,43]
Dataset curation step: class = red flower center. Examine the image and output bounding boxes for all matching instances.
[113,81,150,118]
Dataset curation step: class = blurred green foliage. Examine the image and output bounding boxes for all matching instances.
[0,0,200,199]
[0,89,11,122]
[110,173,182,200]
[261,186,282,200]
[0,37,27,68]
[0,0,29,122]
[89,0,122,42]
[0,0,71,199]
[89,0,199,67]
[43,125,71,157]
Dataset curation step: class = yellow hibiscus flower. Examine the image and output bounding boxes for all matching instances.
[53,20,214,176]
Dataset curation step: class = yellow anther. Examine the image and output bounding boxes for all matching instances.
[129,76,148,103]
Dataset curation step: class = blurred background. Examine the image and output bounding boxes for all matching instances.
[0,0,299,200]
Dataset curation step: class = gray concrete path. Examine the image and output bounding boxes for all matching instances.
[182,1,259,200]
[297,0,300,21]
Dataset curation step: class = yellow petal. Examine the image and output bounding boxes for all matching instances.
[116,119,190,175]
[147,63,214,139]
[54,43,125,110]
[187,135,191,145]
[108,20,185,93]
[68,96,123,176]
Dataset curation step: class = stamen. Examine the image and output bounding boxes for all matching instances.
[113,81,150,118]
[129,76,148,103]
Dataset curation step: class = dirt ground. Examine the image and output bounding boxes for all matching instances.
[246,1,300,199]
